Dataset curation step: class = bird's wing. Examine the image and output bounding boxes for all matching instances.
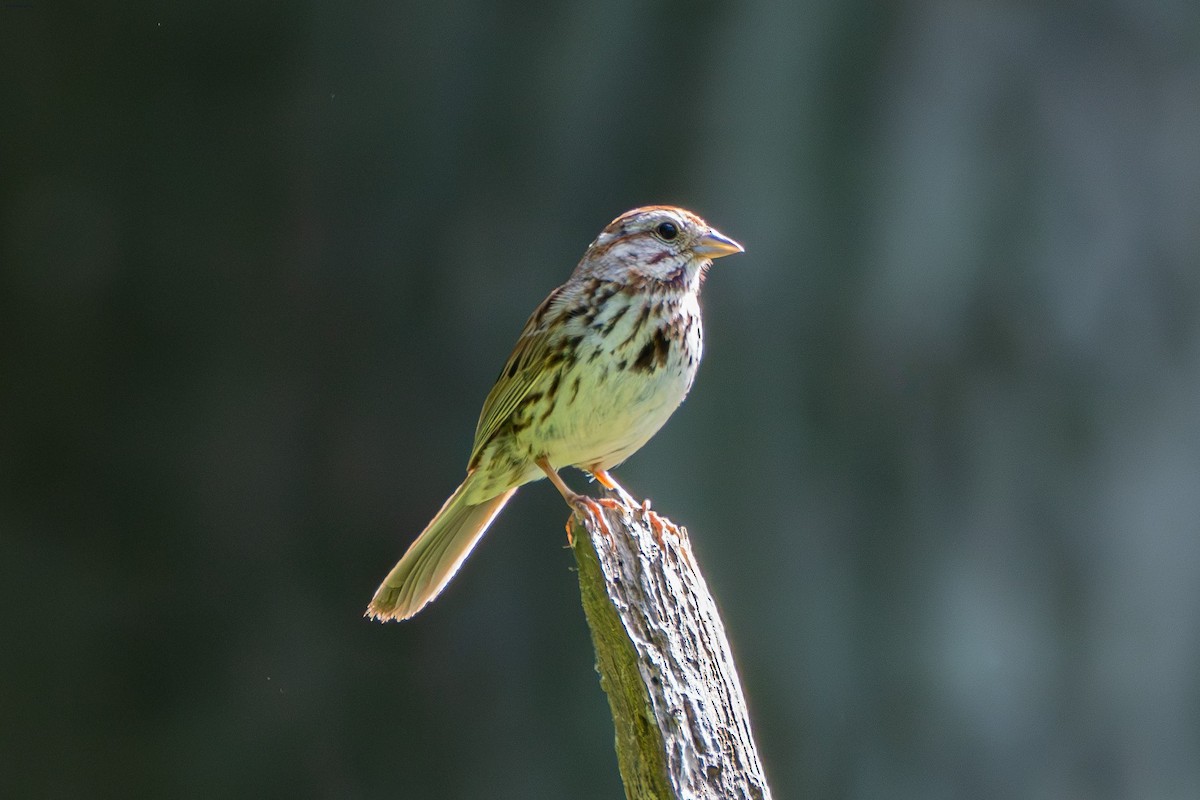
[469,286,567,464]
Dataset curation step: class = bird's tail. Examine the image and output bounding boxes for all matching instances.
[366,478,517,622]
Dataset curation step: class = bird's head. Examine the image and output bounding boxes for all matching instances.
[576,206,743,290]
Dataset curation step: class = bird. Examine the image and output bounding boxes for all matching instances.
[366,206,743,621]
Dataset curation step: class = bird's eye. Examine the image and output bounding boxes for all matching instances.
[655,221,679,241]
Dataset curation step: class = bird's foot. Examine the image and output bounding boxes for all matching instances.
[588,468,640,509]
[638,498,678,548]
[569,493,615,541]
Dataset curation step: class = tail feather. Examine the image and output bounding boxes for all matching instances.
[366,479,517,621]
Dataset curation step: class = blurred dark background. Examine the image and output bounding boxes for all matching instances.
[3,2,1199,798]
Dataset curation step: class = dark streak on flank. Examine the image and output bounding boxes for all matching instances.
[541,373,563,421]
[632,327,672,373]
[570,375,582,403]
[620,302,653,348]
[599,303,629,334]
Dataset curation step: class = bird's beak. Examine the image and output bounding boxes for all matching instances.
[693,228,745,259]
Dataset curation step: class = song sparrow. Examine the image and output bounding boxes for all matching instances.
[367,206,743,621]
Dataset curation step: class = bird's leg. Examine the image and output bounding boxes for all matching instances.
[536,457,612,540]
[587,468,677,546]
[585,468,639,509]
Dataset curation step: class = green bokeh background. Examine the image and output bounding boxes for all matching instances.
[4,3,1199,798]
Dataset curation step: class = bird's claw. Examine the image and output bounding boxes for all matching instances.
[563,483,676,549]
[570,494,615,541]
[638,498,678,547]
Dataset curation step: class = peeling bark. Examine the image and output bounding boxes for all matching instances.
[571,503,773,800]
